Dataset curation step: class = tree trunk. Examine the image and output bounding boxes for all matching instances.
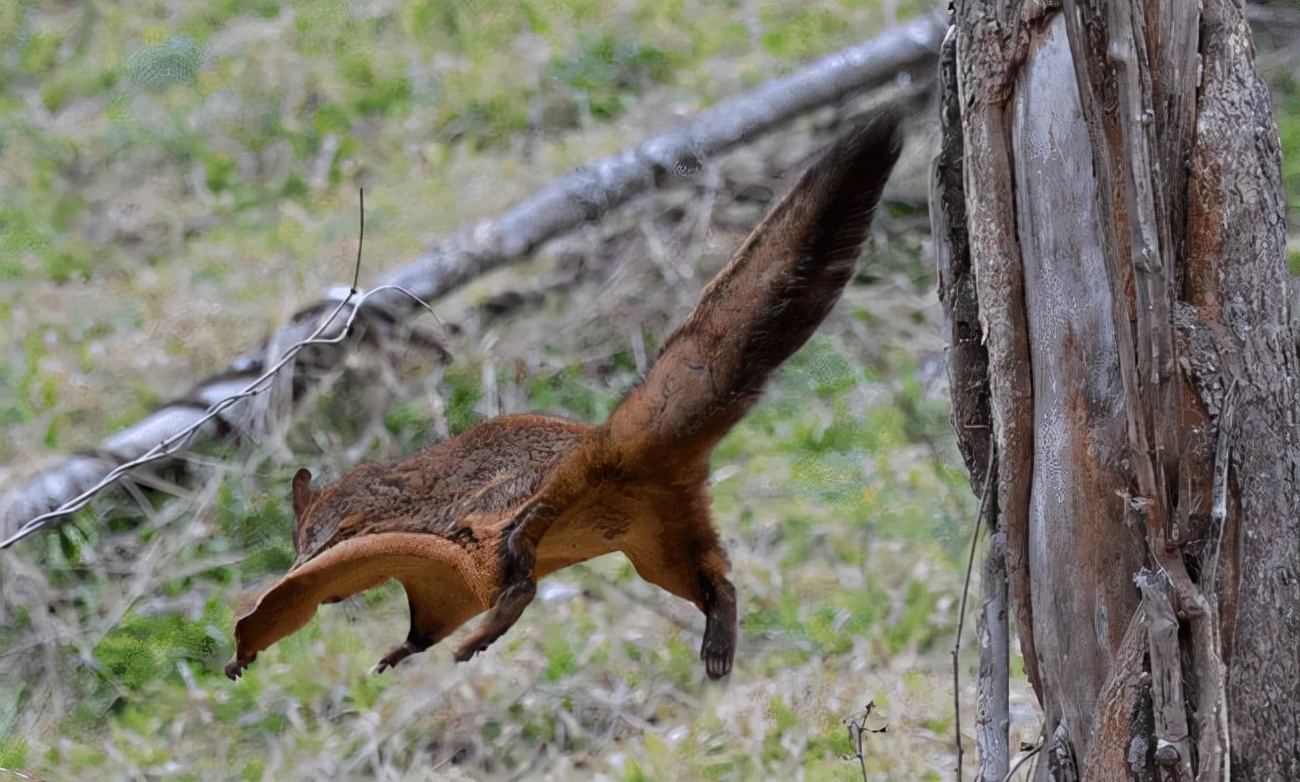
[933,1,1300,779]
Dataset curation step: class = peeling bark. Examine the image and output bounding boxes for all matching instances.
[933,24,992,493]
[949,0,1042,705]
[1136,569,1194,780]
[1012,13,1142,749]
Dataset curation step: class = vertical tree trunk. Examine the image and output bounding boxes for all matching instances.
[933,1,1300,778]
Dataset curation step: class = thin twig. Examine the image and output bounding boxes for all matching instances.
[1002,740,1043,782]
[842,701,887,781]
[353,188,364,292]
[953,437,998,781]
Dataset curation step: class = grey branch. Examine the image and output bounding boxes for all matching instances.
[976,531,1009,782]
[0,16,945,547]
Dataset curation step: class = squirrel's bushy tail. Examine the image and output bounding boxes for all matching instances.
[605,107,905,465]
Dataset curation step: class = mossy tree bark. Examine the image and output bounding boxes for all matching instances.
[933,1,1300,779]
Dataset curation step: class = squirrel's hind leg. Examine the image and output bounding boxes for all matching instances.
[624,531,738,679]
[698,566,737,679]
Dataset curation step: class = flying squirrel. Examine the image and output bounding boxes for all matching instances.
[225,106,904,681]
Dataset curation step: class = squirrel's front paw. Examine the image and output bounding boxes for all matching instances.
[225,654,255,680]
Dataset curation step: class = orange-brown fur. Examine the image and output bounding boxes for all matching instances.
[226,108,904,681]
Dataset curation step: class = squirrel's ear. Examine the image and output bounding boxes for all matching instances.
[292,468,315,521]
[291,468,317,555]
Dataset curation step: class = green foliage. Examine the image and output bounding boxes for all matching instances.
[40,243,95,284]
[439,91,533,146]
[0,198,92,284]
[541,625,579,681]
[527,364,618,421]
[215,472,295,576]
[383,400,435,443]
[716,336,969,551]
[767,694,799,734]
[551,34,677,119]
[623,757,650,782]
[93,600,226,692]
[660,632,700,688]
[124,35,203,92]
[0,735,25,772]
[310,375,380,444]
[759,6,851,61]
[239,757,266,781]
[807,714,855,761]
[634,0,749,60]
[0,2,23,62]
[1278,85,1300,225]
[19,31,61,74]
[443,368,485,434]
[337,48,413,117]
[884,579,940,653]
[17,329,47,419]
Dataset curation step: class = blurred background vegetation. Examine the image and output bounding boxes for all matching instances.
[0,1,1297,780]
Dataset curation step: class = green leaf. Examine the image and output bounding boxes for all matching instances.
[125,35,203,91]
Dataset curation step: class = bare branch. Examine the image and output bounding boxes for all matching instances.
[842,701,887,782]
[1001,740,1041,782]
[954,437,997,781]
[977,531,1009,782]
[0,17,945,545]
